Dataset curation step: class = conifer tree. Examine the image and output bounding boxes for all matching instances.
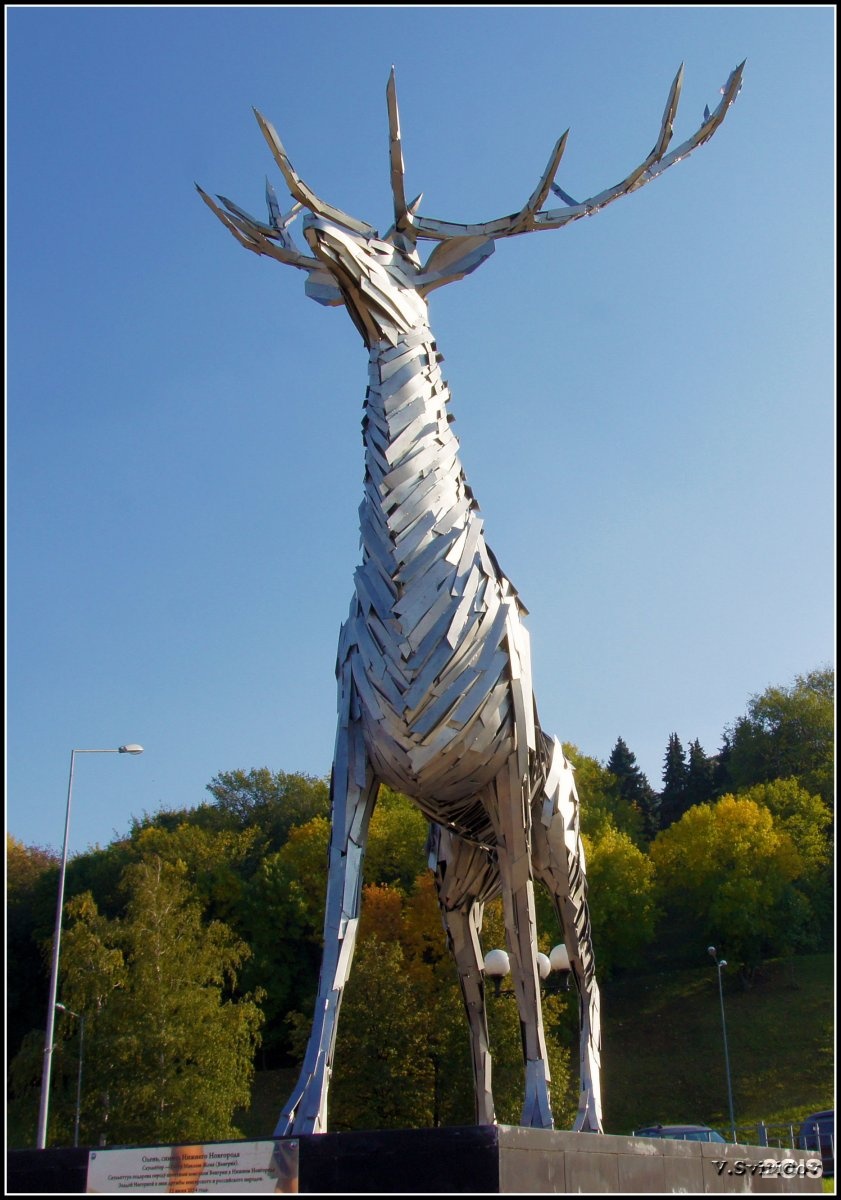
[659,733,689,829]
[607,737,660,839]
[686,738,717,809]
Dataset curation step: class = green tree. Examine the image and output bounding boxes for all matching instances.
[290,879,459,1129]
[205,768,330,848]
[400,875,478,1125]
[711,734,733,798]
[315,872,577,1132]
[738,780,831,876]
[364,787,429,892]
[726,668,834,805]
[239,817,330,1063]
[329,934,441,1129]
[6,837,59,1062]
[8,1029,56,1147]
[563,744,644,846]
[6,835,59,895]
[607,737,659,840]
[650,795,806,977]
[62,837,140,921]
[287,878,477,1130]
[54,856,262,1146]
[659,733,689,830]
[582,826,658,977]
[738,779,833,946]
[686,738,717,809]
[129,822,262,925]
[242,788,427,1067]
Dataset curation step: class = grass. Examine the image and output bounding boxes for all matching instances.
[601,953,833,1134]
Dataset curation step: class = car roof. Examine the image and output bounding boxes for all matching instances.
[638,1118,710,1128]
[638,1124,714,1132]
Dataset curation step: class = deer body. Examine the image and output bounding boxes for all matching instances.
[199,59,743,1137]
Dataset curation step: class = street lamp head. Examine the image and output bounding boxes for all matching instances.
[707,945,717,958]
[483,948,511,979]
[550,943,571,973]
[119,744,144,755]
[719,960,728,969]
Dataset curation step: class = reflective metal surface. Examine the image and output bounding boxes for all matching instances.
[200,59,743,1138]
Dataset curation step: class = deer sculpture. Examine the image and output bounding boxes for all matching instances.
[198,59,743,1137]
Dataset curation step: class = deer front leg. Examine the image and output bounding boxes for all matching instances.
[532,736,603,1133]
[275,670,379,1136]
[492,756,554,1129]
[429,824,499,1126]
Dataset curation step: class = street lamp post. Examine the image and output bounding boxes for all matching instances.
[36,745,143,1150]
[55,1004,85,1147]
[708,945,736,1140]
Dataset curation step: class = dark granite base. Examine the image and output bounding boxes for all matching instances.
[297,1125,498,1192]
[6,1146,89,1194]
[7,1126,824,1194]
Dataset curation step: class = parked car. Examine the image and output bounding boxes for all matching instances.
[797,1110,834,1178]
[633,1124,727,1143]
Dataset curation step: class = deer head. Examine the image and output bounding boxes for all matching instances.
[198,62,744,347]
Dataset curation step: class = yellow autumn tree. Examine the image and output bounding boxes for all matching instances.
[650,795,804,974]
[581,825,658,977]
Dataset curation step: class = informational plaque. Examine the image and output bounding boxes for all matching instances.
[86,1139,298,1193]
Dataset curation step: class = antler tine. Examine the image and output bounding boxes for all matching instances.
[195,183,319,270]
[693,58,746,146]
[405,127,570,242]
[585,62,685,202]
[217,192,285,240]
[265,180,307,255]
[253,108,377,237]
[387,66,414,239]
[652,64,684,163]
[542,58,744,220]
[406,61,744,242]
[515,130,570,230]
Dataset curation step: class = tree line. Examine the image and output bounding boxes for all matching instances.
[7,667,833,1146]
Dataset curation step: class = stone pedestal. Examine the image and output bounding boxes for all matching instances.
[294,1126,823,1194]
[7,1126,823,1194]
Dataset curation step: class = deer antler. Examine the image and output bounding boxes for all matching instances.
[195,183,320,270]
[253,109,377,238]
[196,104,378,271]
[405,61,745,242]
[386,68,424,243]
[387,67,408,233]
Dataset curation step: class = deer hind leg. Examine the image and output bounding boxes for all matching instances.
[428,823,500,1126]
[532,735,603,1133]
[275,672,379,1136]
[491,755,554,1129]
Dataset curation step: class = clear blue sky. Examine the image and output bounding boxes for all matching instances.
[7,6,835,856]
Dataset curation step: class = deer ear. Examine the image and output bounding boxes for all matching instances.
[416,236,495,295]
[305,269,345,307]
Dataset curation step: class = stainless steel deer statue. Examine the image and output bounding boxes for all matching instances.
[199,59,743,1137]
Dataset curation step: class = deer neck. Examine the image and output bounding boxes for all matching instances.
[360,322,475,592]
[349,319,521,819]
